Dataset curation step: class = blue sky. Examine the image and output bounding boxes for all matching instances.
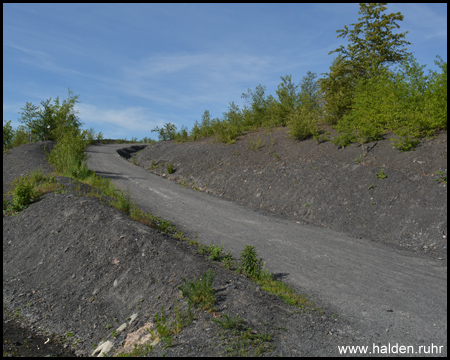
[3,3,447,141]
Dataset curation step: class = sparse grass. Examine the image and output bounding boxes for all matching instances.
[3,169,62,215]
[247,135,262,151]
[237,245,319,312]
[435,170,447,184]
[141,300,193,351]
[178,269,216,311]
[150,160,160,170]
[116,342,154,357]
[153,307,173,348]
[219,324,274,356]
[221,251,235,269]
[211,314,243,330]
[29,131,320,339]
[166,163,175,174]
[111,189,132,215]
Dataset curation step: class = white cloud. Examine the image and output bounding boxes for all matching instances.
[76,103,175,139]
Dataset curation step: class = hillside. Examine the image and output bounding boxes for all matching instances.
[3,128,447,356]
[133,127,447,260]
[2,141,368,357]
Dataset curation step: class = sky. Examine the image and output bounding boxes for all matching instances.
[3,3,447,141]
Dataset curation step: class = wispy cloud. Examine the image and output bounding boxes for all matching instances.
[392,3,447,42]
[76,103,176,139]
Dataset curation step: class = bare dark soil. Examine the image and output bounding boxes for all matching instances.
[3,129,447,357]
[3,141,366,357]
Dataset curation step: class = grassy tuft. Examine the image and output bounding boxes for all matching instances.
[178,269,216,311]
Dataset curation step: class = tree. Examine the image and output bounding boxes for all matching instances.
[320,3,412,123]
[3,120,14,150]
[17,102,41,141]
[17,88,82,141]
[287,71,323,141]
[50,89,83,141]
[151,122,177,141]
[330,3,411,77]
[319,55,359,124]
[275,75,300,126]
[298,71,321,110]
[241,84,268,128]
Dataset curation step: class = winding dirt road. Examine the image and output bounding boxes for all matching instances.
[86,143,447,355]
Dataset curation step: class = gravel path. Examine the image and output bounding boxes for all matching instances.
[3,132,448,357]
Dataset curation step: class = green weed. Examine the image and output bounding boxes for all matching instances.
[166,163,175,174]
[376,169,387,179]
[221,252,234,269]
[435,170,447,184]
[208,244,223,261]
[172,299,194,334]
[197,244,208,255]
[238,245,264,279]
[238,245,318,311]
[247,135,262,151]
[4,170,62,215]
[211,314,243,330]
[150,160,159,170]
[178,269,216,311]
[153,307,173,348]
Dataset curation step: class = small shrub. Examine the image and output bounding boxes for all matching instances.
[197,244,208,255]
[166,163,175,174]
[150,160,158,170]
[11,178,36,211]
[287,108,320,141]
[208,244,223,261]
[238,245,264,279]
[178,269,216,311]
[221,251,234,269]
[390,129,421,151]
[112,190,131,215]
[247,135,262,151]
[47,128,88,179]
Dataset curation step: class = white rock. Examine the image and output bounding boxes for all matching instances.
[91,340,114,357]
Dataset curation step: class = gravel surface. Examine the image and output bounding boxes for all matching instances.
[134,127,447,260]
[3,130,447,357]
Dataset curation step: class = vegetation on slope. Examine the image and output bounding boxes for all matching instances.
[152,4,447,151]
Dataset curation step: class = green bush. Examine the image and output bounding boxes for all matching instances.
[238,245,264,279]
[47,128,88,178]
[208,244,223,261]
[11,178,36,211]
[287,107,320,141]
[332,56,447,150]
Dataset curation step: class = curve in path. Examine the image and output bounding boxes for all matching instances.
[86,144,447,353]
